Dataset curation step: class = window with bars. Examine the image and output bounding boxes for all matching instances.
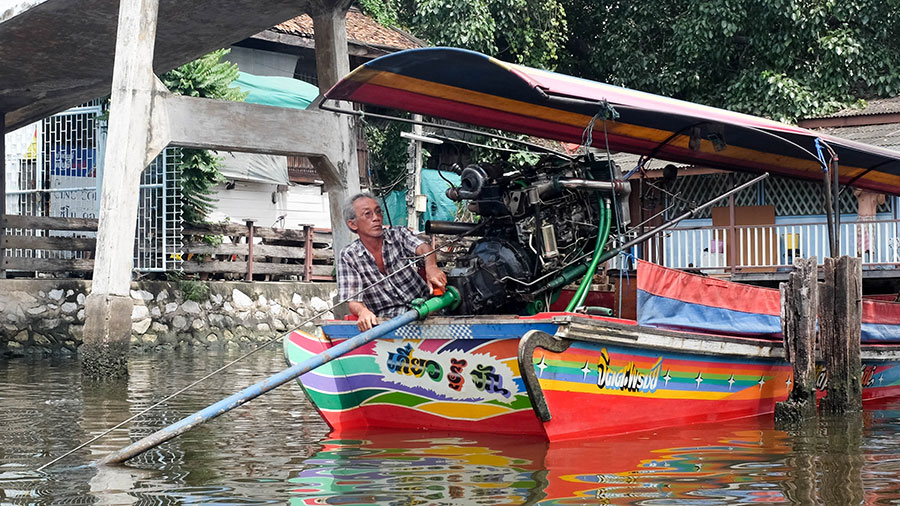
[4,99,183,272]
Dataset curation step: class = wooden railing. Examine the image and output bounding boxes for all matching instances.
[0,216,336,281]
[0,215,99,273]
[181,221,335,281]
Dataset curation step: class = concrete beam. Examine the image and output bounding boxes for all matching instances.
[310,1,353,91]
[91,0,165,296]
[160,93,343,159]
[0,0,314,131]
[156,88,359,255]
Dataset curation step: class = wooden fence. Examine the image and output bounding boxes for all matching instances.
[0,215,99,273]
[181,221,335,281]
[0,216,336,281]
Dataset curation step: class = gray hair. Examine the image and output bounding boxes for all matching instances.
[342,192,379,226]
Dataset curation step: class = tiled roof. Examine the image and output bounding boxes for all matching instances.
[809,96,900,119]
[817,123,900,152]
[274,8,423,51]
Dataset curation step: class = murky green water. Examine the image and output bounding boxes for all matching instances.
[2,349,900,505]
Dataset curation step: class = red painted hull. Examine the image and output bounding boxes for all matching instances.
[318,404,545,435]
[542,390,782,441]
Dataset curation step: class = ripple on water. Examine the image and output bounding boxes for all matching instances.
[4,350,900,504]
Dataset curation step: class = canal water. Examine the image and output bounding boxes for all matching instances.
[2,349,900,505]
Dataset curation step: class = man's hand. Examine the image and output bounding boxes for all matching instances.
[349,301,378,332]
[356,307,378,332]
[424,263,447,295]
[417,242,447,295]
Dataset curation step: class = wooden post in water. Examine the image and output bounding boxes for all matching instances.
[775,257,818,425]
[820,256,863,413]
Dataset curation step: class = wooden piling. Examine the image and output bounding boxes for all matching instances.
[820,256,863,414]
[774,257,818,426]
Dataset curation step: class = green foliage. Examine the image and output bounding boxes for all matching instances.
[161,49,248,223]
[201,233,224,247]
[357,0,398,26]
[466,131,541,170]
[364,119,410,194]
[165,272,211,302]
[161,49,248,102]
[558,0,900,122]
[177,148,226,224]
[361,0,567,69]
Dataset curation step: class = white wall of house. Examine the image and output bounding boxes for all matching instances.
[224,46,299,77]
[208,180,331,229]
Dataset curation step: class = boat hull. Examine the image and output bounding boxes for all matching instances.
[284,318,557,436]
[285,315,900,441]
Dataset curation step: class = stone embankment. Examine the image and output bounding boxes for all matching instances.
[0,280,336,355]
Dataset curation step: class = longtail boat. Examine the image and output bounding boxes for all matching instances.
[284,260,900,440]
[284,47,900,441]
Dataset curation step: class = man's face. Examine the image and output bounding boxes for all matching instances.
[348,197,384,239]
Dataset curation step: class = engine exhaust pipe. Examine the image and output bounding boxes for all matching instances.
[425,220,485,237]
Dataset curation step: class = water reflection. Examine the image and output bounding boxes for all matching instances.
[288,408,900,506]
[287,420,794,505]
[3,351,900,504]
[289,432,548,505]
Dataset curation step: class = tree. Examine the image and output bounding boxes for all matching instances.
[359,0,567,71]
[558,0,900,122]
[160,49,248,223]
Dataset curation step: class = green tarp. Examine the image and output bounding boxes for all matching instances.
[232,72,319,110]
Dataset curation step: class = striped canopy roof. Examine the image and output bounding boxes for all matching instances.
[325,47,900,195]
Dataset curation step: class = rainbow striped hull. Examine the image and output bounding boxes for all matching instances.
[284,317,558,435]
[284,315,900,441]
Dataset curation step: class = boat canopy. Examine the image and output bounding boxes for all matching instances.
[325,47,900,195]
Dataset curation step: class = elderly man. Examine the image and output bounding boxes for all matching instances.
[337,192,447,331]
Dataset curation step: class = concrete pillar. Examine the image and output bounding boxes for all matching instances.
[311,1,352,91]
[311,1,359,258]
[82,0,162,379]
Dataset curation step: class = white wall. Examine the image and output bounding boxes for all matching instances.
[208,180,331,229]
[224,46,298,77]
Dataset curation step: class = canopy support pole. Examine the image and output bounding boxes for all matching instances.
[823,169,837,257]
[833,157,841,254]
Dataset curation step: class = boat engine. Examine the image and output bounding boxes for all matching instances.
[425,154,631,315]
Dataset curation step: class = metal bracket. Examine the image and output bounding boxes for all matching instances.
[518,329,571,422]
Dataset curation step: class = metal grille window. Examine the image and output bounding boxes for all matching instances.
[135,148,183,271]
[4,99,183,273]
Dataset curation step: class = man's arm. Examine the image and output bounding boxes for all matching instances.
[348,301,378,332]
[416,242,447,294]
[337,249,377,332]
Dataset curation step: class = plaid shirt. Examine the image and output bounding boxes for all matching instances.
[338,227,429,317]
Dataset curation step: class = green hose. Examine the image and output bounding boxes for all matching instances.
[565,199,611,312]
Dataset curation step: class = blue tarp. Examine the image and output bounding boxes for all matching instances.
[381,169,461,227]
